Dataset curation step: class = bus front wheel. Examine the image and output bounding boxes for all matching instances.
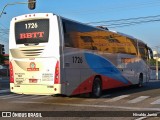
[91,77,102,98]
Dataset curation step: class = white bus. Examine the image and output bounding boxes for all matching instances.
[9,13,153,97]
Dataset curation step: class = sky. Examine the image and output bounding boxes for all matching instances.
[1,0,160,54]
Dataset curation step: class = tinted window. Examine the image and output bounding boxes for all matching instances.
[62,18,137,55]
[62,19,97,50]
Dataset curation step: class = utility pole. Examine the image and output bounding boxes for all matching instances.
[0,1,36,18]
[155,47,159,80]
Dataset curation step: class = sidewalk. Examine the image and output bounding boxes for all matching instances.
[149,79,160,81]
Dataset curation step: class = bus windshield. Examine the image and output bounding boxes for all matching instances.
[15,19,49,44]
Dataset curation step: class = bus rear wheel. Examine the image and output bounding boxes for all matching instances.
[91,77,102,98]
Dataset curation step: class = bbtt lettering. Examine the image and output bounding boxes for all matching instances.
[20,32,44,39]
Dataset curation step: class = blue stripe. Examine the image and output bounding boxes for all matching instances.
[84,53,129,84]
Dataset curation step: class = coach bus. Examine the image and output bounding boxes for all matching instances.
[9,13,153,97]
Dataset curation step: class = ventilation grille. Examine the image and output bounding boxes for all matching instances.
[20,49,44,57]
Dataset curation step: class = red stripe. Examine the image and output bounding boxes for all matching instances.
[71,75,132,95]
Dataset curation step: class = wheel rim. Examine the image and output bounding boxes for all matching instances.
[93,82,100,97]
[139,76,143,87]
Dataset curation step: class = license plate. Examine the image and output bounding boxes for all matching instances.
[29,79,37,83]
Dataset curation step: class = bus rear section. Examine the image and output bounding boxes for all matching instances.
[9,13,64,95]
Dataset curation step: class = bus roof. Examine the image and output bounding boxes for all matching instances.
[12,13,147,46]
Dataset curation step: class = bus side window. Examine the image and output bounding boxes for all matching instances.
[139,47,148,60]
[62,21,74,47]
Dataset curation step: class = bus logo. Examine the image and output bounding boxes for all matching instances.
[27,62,39,71]
[30,62,36,68]
[19,32,44,39]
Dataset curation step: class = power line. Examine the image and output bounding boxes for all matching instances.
[104,19,160,27]
[86,14,160,28]
[0,23,8,30]
[86,15,160,24]
[105,19,160,28]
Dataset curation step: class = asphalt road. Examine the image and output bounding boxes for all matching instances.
[0,79,160,120]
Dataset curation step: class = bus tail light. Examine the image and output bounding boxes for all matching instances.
[54,61,60,84]
[9,62,14,83]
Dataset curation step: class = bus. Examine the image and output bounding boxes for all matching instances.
[9,13,153,97]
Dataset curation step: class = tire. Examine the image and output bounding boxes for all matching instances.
[138,74,143,87]
[91,77,102,98]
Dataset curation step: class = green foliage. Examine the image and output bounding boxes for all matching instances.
[149,59,160,66]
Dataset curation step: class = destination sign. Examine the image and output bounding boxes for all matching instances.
[15,19,49,44]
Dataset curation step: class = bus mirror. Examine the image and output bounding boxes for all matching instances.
[148,47,153,59]
[28,0,36,10]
